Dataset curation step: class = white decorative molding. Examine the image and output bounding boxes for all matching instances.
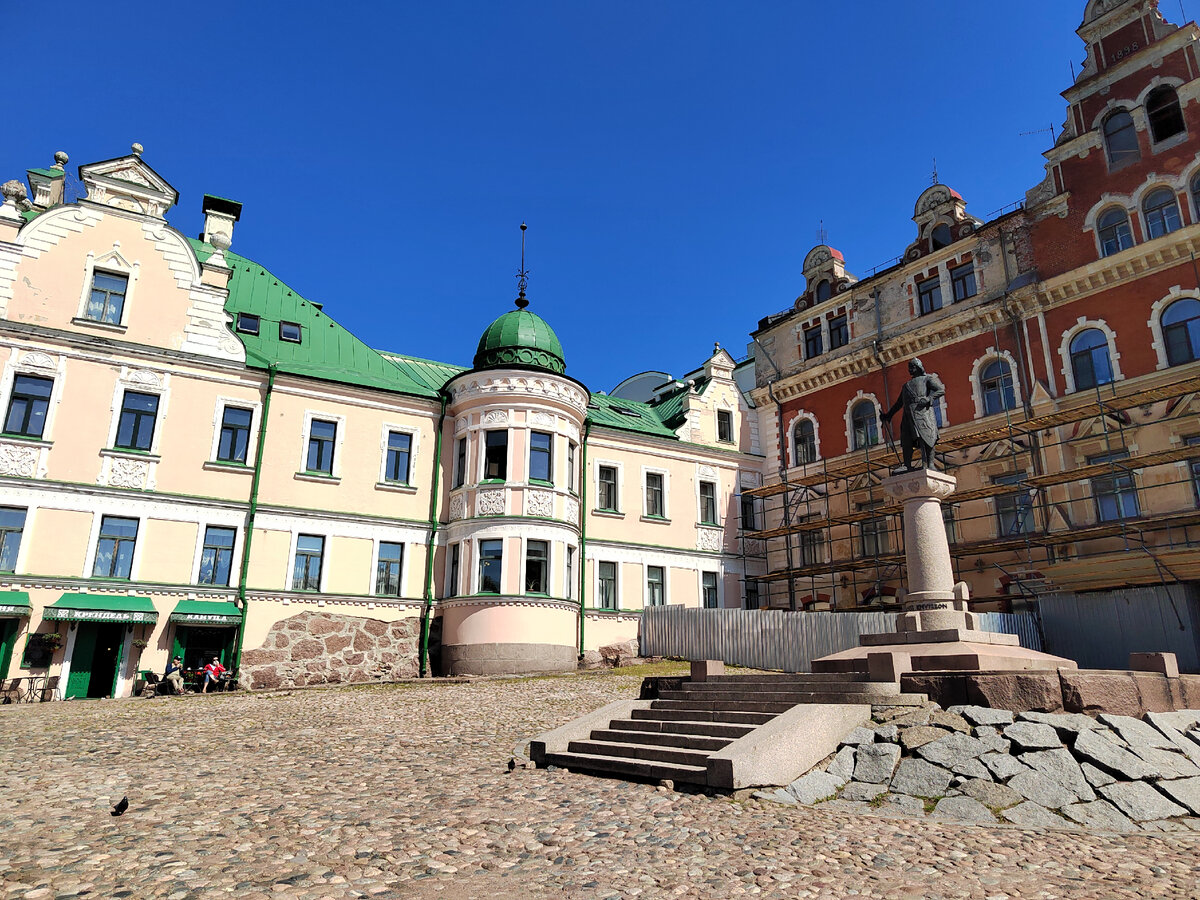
[782,409,821,468]
[19,352,55,371]
[1147,286,1199,371]
[477,489,506,516]
[565,422,580,440]
[844,391,883,453]
[455,417,468,433]
[448,494,466,521]
[526,490,554,518]
[1058,316,1124,394]
[0,441,40,477]
[531,411,554,427]
[697,527,723,553]
[698,465,717,478]
[482,409,509,425]
[565,497,579,526]
[103,454,153,490]
[448,373,589,414]
[128,368,163,388]
[968,348,1024,419]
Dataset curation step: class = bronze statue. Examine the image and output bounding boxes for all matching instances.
[882,358,944,471]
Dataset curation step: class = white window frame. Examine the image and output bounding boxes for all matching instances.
[300,410,347,479]
[969,349,1023,419]
[700,569,722,609]
[1058,317,1124,394]
[0,351,66,445]
[208,395,262,464]
[0,504,36,575]
[644,563,669,608]
[378,422,420,487]
[844,391,882,453]
[716,407,735,443]
[475,536,505,595]
[445,541,461,598]
[784,410,821,467]
[371,538,407,597]
[641,466,670,519]
[596,559,619,610]
[527,427,555,486]
[696,477,720,526]
[190,522,241,587]
[521,535,552,596]
[564,544,576,600]
[479,428,511,483]
[83,511,145,580]
[105,368,170,458]
[594,458,624,513]
[74,245,142,328]
[287,530,328,593]
[1148,287,1200,371]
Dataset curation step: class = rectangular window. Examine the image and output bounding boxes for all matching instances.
[565,546,575,600]
[646,565,665,607]
[917,277,943,315]
[279,321,302,343]
[740,495,757,531]
[995,473,1033,536]
[217,406,252,463]
[1090,452,1140,523]
[598,561,617,610]
[950,263,977,302]
[479,539,503,593]
[529,431,553,483]
[745,580,760,610]
[484,431,507,481]
[4,375,53,439]
[525,540,549,594]
[376,541,404,596]
[717,410,734,443]
[567,442,577,492]
[859,515,889,557]
[455,437,467,488]
[384,431,412,483]
[447,543,460,598]
[306,419,337,474]
[829,314,849,350]
[702,571,719,609]
[85,271,128,325]
[93,516,138,579]
[598,465,619,511]
[804,325,823,359]
[800,529,824,566]
[0,507,26,573]
[115,391,159,451]
[292,534,324,591]
[645,472,665,517]
[235,313,260,335]
[699,480,718,525]
[198,525,236,586]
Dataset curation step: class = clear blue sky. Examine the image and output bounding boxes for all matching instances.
[6,1,1152,391]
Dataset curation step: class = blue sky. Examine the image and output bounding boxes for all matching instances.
[6,2,1140,391]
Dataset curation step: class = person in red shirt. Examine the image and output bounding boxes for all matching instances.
[201,656,226,693]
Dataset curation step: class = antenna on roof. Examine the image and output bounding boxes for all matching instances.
[515,222,529,310]
[930,158,939,186]
[816,219,828,244]
[1020,122,1058,143]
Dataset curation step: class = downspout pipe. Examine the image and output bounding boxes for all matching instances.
[233,363,277,675]
[419,392,449,678]
[578,419,592,658]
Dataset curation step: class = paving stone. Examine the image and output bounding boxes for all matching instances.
[900,725,946,751]
[971,726,1010,755]
[916,732,988,770]
[841,727,876,747]
[1156,776,1200,816]
[889,758,952,798]
[786,771,845,805]
[950,758,991,781]
[1019,748,1096,802]
[853,743,901,784]
[875,707,932,726]
[930,796,997,824]
[980,751,1031,782]
[947,705,1013,727]
[1007,770,1078,809]
[1001,802,1070,829]
[1003,722,1062,751]
[757,788,798,806]
[1017,711,1101,736]
[1073,728,1154,781]
[1098,781,1189,821]
[1081,762,1117,788]
[826,745,856,783]
[929,710,970,733]
[957,778,1022,810]
[872,723,899,743]
[821,799,872,814]
[839,781,888,802]
[1098,714,1176,751]
[880,793,927,815]
[1141,818,1192,832]
[1060,800,1139,833]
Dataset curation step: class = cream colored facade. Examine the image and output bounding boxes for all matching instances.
[0,147,763,695]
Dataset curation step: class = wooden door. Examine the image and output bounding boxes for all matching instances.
[65,624,98,699]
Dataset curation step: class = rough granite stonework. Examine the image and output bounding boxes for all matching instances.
[240,611,419,690]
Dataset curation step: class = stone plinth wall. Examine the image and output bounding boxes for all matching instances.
[240,612,420,690]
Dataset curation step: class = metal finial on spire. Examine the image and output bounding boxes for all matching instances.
[930,157,939,186]
[816,219,828,245]
[515,222,529,309]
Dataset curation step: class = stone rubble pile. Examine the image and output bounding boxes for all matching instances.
[756,702,1200,832]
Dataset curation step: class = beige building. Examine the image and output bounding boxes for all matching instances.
[0,146,763,697]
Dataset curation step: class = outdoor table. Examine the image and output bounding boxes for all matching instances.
[22,674,48,703]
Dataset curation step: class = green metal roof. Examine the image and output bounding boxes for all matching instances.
[380,352,468,393]
[190,239,440,400]
[26,168,64,179]
[474,307,566,374]
[43,593,157,623]
[169,599,241,625]
[587,393,679,439]
[0,591,31,617]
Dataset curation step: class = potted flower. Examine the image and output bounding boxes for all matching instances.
[41,632,63,651]
[131,639,150,651]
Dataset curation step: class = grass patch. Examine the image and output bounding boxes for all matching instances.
[923,798,940,814]
[868,794,887,808]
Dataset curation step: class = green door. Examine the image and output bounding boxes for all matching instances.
[0,619,17,680]
[65,624,99,699]
[87,624,123,699]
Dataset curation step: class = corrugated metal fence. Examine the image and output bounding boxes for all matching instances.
[1039,585,1200,672]
[639,607,1042,673]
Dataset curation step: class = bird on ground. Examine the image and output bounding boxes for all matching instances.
[111,797,128,817]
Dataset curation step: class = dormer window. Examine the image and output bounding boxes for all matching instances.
[236,313,260,335]
[1103,110,1140,166]
[1147,86,1185,143]
[279,321,302,343]
[85,272,128,325]
[814,280,832,304]
[930,224,952,251]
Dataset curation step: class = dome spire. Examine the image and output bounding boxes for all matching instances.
[515,222,529,310]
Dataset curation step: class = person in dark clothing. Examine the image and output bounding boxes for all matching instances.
[882,358,945,471]
[164,656,185,695]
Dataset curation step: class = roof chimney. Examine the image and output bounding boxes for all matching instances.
[201,194,242,246]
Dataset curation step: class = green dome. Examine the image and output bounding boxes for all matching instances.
[473,308,566,374]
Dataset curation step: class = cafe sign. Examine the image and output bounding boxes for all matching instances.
[168,612,241,625]
[0,604,30,618]
[43,608,158,624]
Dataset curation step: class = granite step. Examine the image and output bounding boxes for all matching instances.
[542,750,709,785]
[664,687,903,703]
[589,728,732,752]
[696,673,876,685]
[567,739,712,767]
[629,708,777,725]
[608,718,755,739]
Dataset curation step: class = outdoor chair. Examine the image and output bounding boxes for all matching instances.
[1,678,23,704]
[36,676,58,702]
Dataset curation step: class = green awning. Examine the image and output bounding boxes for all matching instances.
[0,591,31,618]
[168,600,241,626]
[43,593,157,624]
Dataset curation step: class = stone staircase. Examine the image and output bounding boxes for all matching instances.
[534,673,926,789]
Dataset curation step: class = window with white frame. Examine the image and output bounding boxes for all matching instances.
[483,431,507,481]
[525,540,549,594]
[565,546,575,599]
[1162,298,1200,367]
[567,442,577,492]
[0,507,26,573]
[478,539,502,593]
[3,375,52,439]
[793,418,816,464]
[216,406,253,463]
[1069,329,1115,391]
[198,525,236,586]
[376,541,404,596]
[85,271,128,325]
[645,470,666,518]
[1143,188,1182,240]
[598,465,619,512]
[850,400,879,450]
[717,409,734,443]
[292,535,325,591]
[646,565,665,607]
[454,437,468,488]
[447,542,460,598]
[980,359,1017,415]
[699,480,718,525]
[94,516,138,579]
[1147,86,1186,143]
[1097,207,1134,257]
[701,571,719,608]
[598,561,617,610]
[383,430,412,484]
[306,419,337,474]
[115,391,159,451]
[529,431,553,484]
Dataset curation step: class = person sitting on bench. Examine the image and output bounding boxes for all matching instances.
[201,657,226,693]
[164,656,185,695]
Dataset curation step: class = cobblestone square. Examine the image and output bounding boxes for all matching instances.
[2,674,1199,899]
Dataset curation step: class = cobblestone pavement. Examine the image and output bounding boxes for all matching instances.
[2,675,1199,899]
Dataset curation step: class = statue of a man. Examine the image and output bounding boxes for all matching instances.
[882,358,945,471]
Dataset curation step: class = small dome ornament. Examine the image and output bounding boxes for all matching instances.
[0,180,26,203]
[131,142,144,157]
[52,151,69,170]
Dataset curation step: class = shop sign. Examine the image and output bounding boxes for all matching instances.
[170,613,240,625]
[44,608,158,624]
[0,605,30,617]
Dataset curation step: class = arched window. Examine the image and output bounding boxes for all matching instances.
[1162,298,1200,366]
[814,280,832,304]
[793,419,816,465]
[980,359,1017,415]
[1191,172,1200,221]
[850,400,879,450]
[1070,329,1114,391]
[1098,207,1134,257]
[1103,110,1140,166]
[1143,188,1182,239]
[931,223,952,250]
[1147,86,1186,143]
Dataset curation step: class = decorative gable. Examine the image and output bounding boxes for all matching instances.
[79,145,178,219]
